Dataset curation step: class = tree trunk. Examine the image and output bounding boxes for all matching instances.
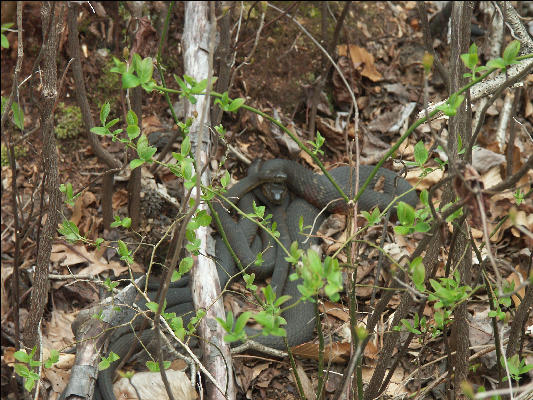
[183,2,236,399]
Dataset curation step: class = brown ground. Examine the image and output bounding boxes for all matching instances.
[1,2,532,400]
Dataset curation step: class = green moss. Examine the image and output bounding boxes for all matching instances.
[1,144,27,166]
[54,102,83,140]
[96,60,121,109]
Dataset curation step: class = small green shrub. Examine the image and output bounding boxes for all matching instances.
[1,143,27,166]
[54,102,83,139]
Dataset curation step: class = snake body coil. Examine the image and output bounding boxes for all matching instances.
[94,159,418,399]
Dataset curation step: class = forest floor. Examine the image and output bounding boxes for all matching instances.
[1,2,532,400]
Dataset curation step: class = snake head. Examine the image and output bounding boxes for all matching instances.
[248,159,287,183]
[261,182,288,205]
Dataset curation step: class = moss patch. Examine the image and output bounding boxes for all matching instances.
[54,102,83,140]
[1,143,27,166]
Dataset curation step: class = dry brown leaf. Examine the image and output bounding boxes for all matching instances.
[43,365,71,397]
[471,227,483,239]
[44,309,76,349]
[114,369,197,400]
[51,243,129,276]
[142,114,163,134]
[337,44,382,82]
[237,362,270,393]
[41,350,75,397]
[300,150,318,170]
[291,341,351,363]
[405,167,444,191]
[1,266,13,316]
[3,347,16,364]
[112,188,129,209]
[364,338,379,360]
[507,264,529,307]
[361,365,407,396]
[71,196,83,226]
[320,301,349,322]
[472,147,506,174]
[293,362,314,400]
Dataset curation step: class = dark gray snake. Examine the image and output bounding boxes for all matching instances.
[93,159,418,399]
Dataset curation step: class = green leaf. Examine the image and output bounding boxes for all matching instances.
[227,97,245,112]
[189,79,206,95]
[146,360,171,372]
[397,201,415,226]
[58,220,81,243]
[129,158,145,170]
[24,377,37,392]
[394,225,411,235]
[420,190,428,206]
[410,257,425,291]
[136,134,157,162]
[141,80,156,92]
[11,102,24,130]
[169,316,186,340]
[91,126,108,136]
[110,57,127,74]
[131,53,142,72]
[414,141,428,166]
[422,52,434,75]
[1,34,9,49]
[234,311,252,333]
[502,40,520,64]
[100,102,110,125]
[14,350,30,363]
[126,110,138,126]
[181,158,194,180]
[171,270,182,282]
[137,57,153,83]
[243,273,257,291]
[486,58,506,70]
[252,201,265,219]
[105,118,120,130]
[44,350,59,369]
[215,124,226,138]
[14,363,30,378]
[414,221,431,233]
[126,125,140,140]
[179,257,194,275]
[195,210,212,226]
[220,170,230,188]
[181,135,191,156]
[122,73,140,89]
[1,22,14,32]
[117,240,128,256]
[99,352,120,371]
[460,43,478,70]
[183,74,197,86]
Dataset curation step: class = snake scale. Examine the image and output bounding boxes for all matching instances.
[92,159,418,400]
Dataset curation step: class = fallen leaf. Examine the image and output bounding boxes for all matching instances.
[142,114,163,134]
[51,243,129,277]
[291,341,351,363]
[320,301,349,322]
[337,44,382,82]
[44,308,76,349]
[293,362,314,400]
[406,167,444,191]
[506,264,528,308]
[472,147,506,174]
[114,369,197,400]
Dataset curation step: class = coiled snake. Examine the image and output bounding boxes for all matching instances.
[93,159,418,399]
